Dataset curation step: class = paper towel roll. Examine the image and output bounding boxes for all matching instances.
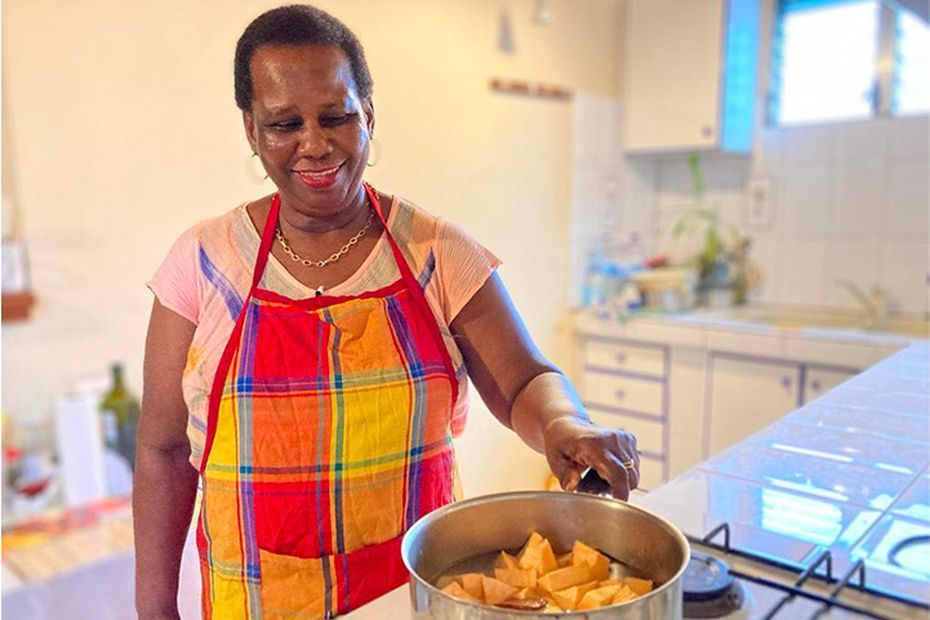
[54,394,107,507]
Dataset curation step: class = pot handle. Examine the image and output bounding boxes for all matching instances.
[574,467,612,496]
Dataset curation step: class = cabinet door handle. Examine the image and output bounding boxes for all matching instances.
[615,389,626,401]
[781,377,792,389]
[811,380,821,391]
[615,353,627,364]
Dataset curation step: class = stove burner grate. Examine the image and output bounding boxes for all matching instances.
[682,551,745,618]
[688,522,930,620]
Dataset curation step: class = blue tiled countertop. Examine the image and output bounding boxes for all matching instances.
[636,342,930,604]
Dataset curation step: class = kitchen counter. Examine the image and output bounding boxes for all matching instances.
[572,306,922,366]
[347,341,929,617]
[635,341,930,605]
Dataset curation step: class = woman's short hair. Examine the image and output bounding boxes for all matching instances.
[234,4,373,110]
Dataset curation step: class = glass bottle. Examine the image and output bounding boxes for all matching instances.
[99,363,140,469]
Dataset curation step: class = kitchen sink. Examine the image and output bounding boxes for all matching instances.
[699,306,930,339]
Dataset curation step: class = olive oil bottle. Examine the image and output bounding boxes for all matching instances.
[99,363,140,469]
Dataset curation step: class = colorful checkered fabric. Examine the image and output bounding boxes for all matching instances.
[197,187,457,618]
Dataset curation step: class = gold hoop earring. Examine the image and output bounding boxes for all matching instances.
[366,138,381,167]
[247,152,269,183]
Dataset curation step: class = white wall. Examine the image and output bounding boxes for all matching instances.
[1,0,622,497]
[652,118,930,316]
[622,0,929,318]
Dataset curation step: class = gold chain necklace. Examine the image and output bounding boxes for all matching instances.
[275,208,376,268]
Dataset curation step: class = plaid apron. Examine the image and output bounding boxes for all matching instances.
[196,184,458,618]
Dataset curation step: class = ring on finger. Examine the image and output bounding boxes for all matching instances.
[621,459,636,471]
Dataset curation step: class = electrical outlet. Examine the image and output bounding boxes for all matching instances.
[746,178,771,227]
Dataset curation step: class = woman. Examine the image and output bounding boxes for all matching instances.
[133,5,639,619]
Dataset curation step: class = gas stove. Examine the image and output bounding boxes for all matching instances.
[681,523,929,619]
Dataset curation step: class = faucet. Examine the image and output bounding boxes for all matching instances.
[836,279,887,329]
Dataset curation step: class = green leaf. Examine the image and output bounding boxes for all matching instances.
[687,152,705,201]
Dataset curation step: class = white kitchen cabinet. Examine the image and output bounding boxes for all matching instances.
[576,336,670,491]
[706,355,800,456]
[803,365,858,403]
[622,0,760,154]
[572,311,906,492]
[706,356,862,457]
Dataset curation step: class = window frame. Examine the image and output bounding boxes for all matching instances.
[769,0,927,126]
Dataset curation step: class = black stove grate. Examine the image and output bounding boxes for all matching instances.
[688,522,930,620]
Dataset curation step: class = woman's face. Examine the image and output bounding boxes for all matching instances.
[244,44,374,217]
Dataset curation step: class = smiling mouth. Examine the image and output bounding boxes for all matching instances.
[294,163,343,189]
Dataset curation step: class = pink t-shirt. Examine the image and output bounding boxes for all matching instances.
[148,195,500,470]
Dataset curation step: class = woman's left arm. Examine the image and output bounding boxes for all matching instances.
[450,272,640,499]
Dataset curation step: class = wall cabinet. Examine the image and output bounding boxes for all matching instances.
[622,0,760,154]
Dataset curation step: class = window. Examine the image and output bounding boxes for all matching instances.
[894,7,930,115]
[771,0,930,126]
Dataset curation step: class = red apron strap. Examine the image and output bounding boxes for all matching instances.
[364,183,420,289]
[251,195,281,292]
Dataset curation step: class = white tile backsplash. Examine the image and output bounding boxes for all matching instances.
[833,119,887,165]
[645,118,930,316]
[777,236,829,306]
[886,163,930,240]
[888,116,930,164]
[827,239,883,309]
[748,231,778,304]
[782,125,836,165]
[880,241,930,315]
[832,164,885,236]
[778,167,833,235]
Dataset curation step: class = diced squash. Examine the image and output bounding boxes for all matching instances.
[435,575,457,590]
[524,531,544,548]
[441,581,480,603]
[612,585,638,604]
[577,581,599,599]
[552,586,580,611]
[623,576,654,596]
[494,567,537,588]
[538,564,592,593]
[550,580,598,611]
[435,533,652,612]
[481,576,520,605]
[459,573,485,600]
[518,538,558,576]
[571,540,611,581]
[495,551,520,570]
[577,585,618,610]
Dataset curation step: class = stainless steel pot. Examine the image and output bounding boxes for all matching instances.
[401,491,690,619]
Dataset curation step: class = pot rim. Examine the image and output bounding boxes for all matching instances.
[401,490,691,616]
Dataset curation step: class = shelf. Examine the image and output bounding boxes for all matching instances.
[2,291,36,322]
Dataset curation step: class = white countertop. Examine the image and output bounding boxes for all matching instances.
[344,341,929,617]
[635,341,930,604]
[573,305,923,348]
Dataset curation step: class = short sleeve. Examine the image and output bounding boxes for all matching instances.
[147,226,201,325]
[434,219,501,323]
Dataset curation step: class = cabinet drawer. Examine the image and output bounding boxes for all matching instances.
[583,372,664,416]
[587,409,664,456]
[583,340,666,377]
